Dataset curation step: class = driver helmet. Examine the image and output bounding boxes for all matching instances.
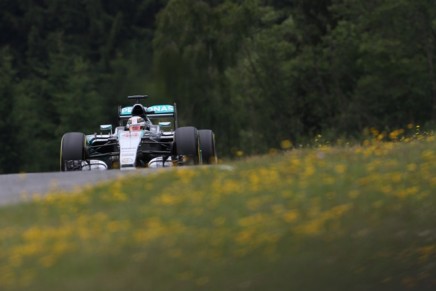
[126,116,146,131]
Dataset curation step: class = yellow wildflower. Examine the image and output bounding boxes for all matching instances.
[283,210,299,223]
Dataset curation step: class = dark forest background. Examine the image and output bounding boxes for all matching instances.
[1,0,435,173]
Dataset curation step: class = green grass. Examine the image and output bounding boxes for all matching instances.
[1,135,435,291]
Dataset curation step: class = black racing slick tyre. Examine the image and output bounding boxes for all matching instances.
[199,129,217,164]
[174,126,201,165]
[60,132,85,171]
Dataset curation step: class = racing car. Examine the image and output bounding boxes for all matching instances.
[60,95,217,171]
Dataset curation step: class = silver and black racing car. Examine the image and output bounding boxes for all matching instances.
[60,95,217,171]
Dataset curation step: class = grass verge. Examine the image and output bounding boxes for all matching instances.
[0,135,435,290]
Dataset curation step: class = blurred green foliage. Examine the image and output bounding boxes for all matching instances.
[0,135,435,290]
[1,0,435,172]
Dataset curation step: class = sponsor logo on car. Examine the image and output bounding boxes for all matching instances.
[121,106,133,115]
[121,158,133,164]
[147,105,174,113]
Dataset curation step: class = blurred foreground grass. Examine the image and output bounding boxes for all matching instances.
[1,135,435,291]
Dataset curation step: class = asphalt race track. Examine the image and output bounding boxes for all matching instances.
[0,169,160,207]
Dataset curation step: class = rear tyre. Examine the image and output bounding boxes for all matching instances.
[199,129,217,164]
[60,132,85,171]
[174,127,200,165]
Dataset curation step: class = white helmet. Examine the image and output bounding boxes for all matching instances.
[126,116,146,131]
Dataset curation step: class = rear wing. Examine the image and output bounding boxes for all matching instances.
[118,103,178,128]
[128,95,148,102]
[146,105,175,118]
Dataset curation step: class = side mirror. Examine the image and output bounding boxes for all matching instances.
[100,124,113,134]
[158,122,172,128]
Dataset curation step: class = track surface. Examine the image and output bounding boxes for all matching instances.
[0,169,159,207]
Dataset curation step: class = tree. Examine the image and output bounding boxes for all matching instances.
[0,48,19,173]
[153,0,264,154]
[329,0,435,129]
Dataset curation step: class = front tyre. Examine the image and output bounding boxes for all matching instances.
[174,127,201,165]
[199,129,217,164]
[60,132,85,171]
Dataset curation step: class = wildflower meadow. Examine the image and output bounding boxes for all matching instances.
[0,131,435,290]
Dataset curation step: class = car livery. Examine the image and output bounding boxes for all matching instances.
[60,95,217,171]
